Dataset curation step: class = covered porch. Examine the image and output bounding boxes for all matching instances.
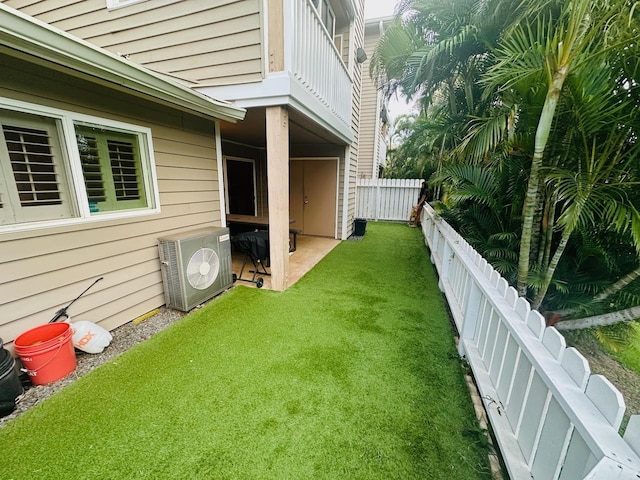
[219,105,353,292]
[231,233,340,290]
[201,0,360,293]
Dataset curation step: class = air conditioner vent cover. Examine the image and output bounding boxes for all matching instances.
[158,227,233,311]
[187,247,220,290]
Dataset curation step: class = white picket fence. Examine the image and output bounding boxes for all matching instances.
[420,204,640,480]
[356,178,421,221]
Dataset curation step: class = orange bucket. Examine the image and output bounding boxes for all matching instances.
[14,323,76,385]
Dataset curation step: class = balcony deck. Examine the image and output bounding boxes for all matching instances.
[201,0,354,144]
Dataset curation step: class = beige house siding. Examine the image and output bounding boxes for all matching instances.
[2,0,364,241]
[0,54,223,346]
[2,0,264,86]
[344,0,365,237]
[358,31,381,179]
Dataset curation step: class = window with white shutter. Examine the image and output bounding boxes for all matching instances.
[0,111,74,225]
[76,126,147,213]
[0,100,158,231]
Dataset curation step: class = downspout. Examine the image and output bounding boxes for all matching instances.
[372,89,382,178]
[214,119,227,227]
[340,17,357,239]
[261,0,269,78]
[343,0,359,21]
[343,0,365,237]
[370,19,385,178]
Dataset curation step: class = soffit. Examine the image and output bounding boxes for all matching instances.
[219,107,345,147]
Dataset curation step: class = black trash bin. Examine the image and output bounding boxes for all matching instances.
[354,218,367,237]
[0,339,23,417]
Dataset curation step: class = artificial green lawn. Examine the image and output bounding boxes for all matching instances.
[0,223,491,479]
[610,323,640,374]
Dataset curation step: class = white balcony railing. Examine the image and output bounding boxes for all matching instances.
[289,0,352,125]
[421,203,640,480]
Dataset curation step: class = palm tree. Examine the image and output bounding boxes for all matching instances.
[371,0,524,197]
[372,0,640,316]
[532,122,640,309]
[465,0,640,304]
[483,0,611,296]
[384,114,435,179]
[434,160,526,281]
[371,0,518,115]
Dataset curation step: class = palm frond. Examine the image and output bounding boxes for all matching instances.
[455,110,512,161]
[595,322,635,353]
[483,16,549,91]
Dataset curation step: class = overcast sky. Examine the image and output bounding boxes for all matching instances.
[364,0,416,121]
[364,0,397,19]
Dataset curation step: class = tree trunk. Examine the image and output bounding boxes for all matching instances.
[533,224,573,309]
[555,306,640,330]
[448,80,457,116]
[517,68,568,296]
[536,192,550,268]
[542,190,557,269]
[530,175,547,269]
[592,264,640,303]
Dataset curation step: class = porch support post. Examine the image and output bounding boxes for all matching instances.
[266,105,290,291]
[267,0,285,73]
[214,120,227,227]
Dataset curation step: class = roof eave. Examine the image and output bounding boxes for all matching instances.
[0,4,246,123]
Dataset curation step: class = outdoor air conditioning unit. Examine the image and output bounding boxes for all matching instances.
[158,227,233,312]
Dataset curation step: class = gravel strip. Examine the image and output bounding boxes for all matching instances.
[0,307,186,428]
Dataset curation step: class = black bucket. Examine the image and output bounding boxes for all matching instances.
[0,341,23,417]
[354,218,367,237]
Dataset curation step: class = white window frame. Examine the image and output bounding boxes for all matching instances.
[0,110,76,225]
[106,0,148,10]
[334,34,344,56]
[222,156,257,216]
[311,0,336,38]
[0,98,160,233]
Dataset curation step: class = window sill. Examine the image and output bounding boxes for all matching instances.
[0,207,161,236]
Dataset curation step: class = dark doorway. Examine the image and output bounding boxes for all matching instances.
[226,158,256,215]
